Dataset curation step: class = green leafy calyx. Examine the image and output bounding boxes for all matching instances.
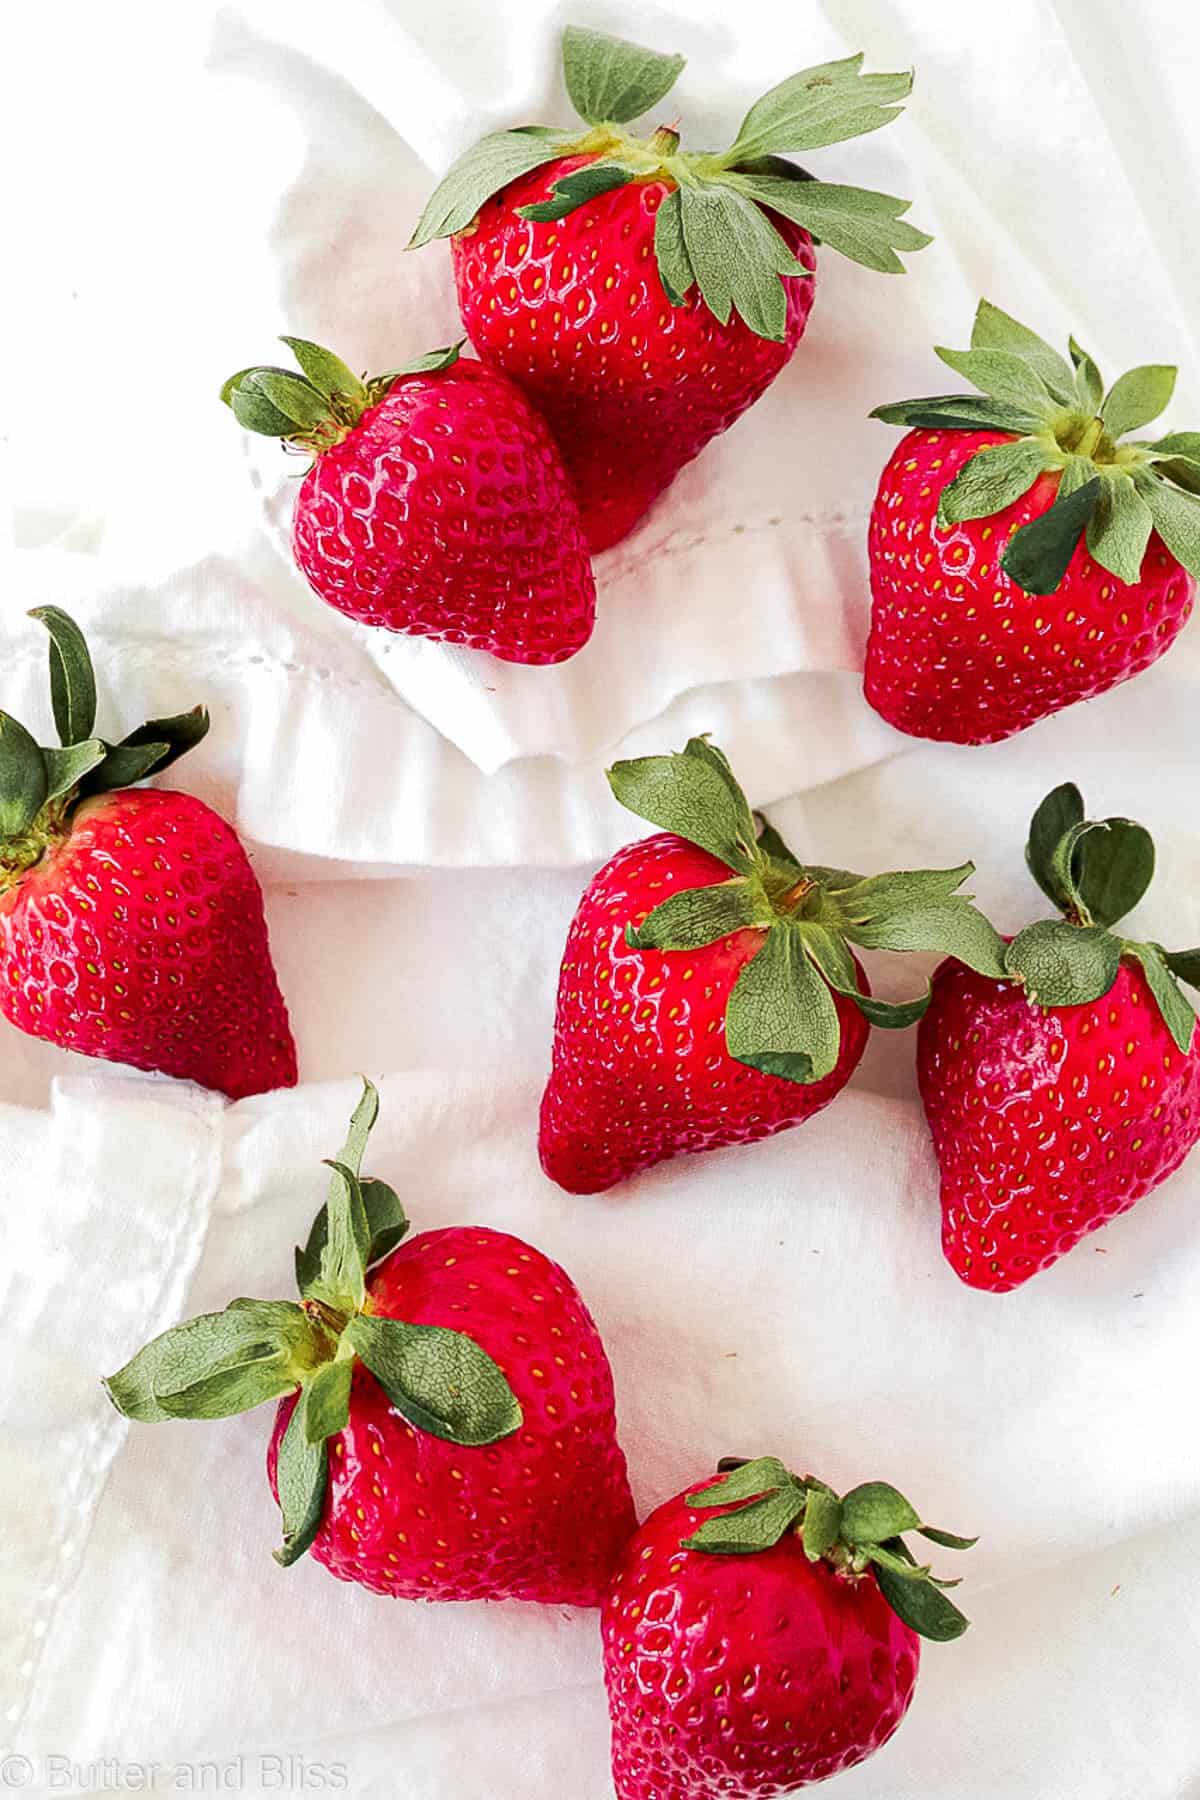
[1004,782,1199,1050]
[103,1080,523,1569]
[408,29,930,342]
[872,299,1200,592]
[222,338,461,455]
[683,1456,975,1643]
[606,737,1006,1086]
[0,609,209,888]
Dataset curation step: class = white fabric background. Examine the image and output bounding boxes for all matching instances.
[4,1,1200,1795]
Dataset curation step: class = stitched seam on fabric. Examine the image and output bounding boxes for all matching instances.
[2,643,409,705]
[5,1089,224,1741]
[244,420,873,586]
[599,506,871,584]
[0,526,873,706]
[8,512,872,732]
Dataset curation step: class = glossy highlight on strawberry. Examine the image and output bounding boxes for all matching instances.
[917,783,1200,1289]
[269,1224,635,1603]
[603,1456,973,1798]
[920,958,1200,1290]
[107,1082,635,1606]
[2,788,295,1100]
[540,833,868,1193]
[865,301,1200,743]
[225,341,596,665]
[538,737,1006,1194]
[413,27,930,552]
[866,430,1193,742]
[453,169,815,553]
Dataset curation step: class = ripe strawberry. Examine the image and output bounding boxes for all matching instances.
[411,26,930,552]
[0,609,294,1099]
[106,1081,636,1604]
[603,1455,974,1798]
[223,338,595,664]
[865,300,1199,742]
[918,783,1200,1290]
[451,167,815,556]
[539,737,1005,1193]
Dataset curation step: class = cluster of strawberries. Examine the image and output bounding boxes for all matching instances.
[4,23,1200,1800]
[108,1079,976,1797]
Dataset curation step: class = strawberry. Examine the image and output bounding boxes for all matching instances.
[603,1455,974,1797]
[864,300,1199,742]
[449,165,815,558]
[105,1081,636,1604]
[223,338,595,664]
[918,783,1200,1291]
[410,26,930,552]
[0,609,294,1099]
[538,737,1005,1193]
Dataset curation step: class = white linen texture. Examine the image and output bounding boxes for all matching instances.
[4,0,1200,1797]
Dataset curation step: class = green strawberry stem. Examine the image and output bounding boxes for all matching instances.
[606,737,1007,1086]
[408,26,931,341]
[780,875,815,911]
[302,1295,349,1340]
[872,298,1200,593]
[0,610,209,890]
[103,1080,523,1569]
[1001,782,1200,1050]
[684,1456,976,1643]
[0,787,71,881]
[222,339,461,456]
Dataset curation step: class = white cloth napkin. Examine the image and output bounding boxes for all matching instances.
[5,0,1200,1796]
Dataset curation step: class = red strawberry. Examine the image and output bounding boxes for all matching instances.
[411,27,930,553]
[451,167,815,554]
[538,737,1006,1193]
[865,300,1199,743]
[603,1455,974,1798]
[541,833,869,1193]
[918,782,1200,1290]
[106,1081,635,1605]
[0,609,294,1099]
[224,339,595,664]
